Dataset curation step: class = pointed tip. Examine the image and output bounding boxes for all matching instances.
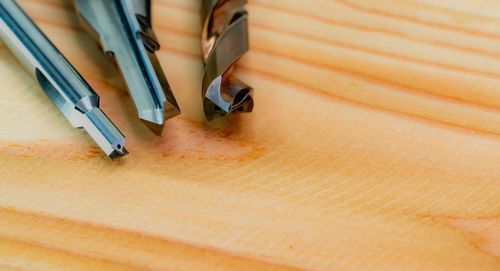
[163,100,181,121]
[138,102,179,135]
[108,147,128,159]
[141,118,164,135]
[138,107,165,135]
[109,140,128,158]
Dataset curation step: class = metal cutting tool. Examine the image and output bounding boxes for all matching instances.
[74,0,180,135]
[201,0,254,120]
[0,0,127,158]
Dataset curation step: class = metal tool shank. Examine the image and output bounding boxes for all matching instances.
[0,0,127,158]
[74,0,180,134]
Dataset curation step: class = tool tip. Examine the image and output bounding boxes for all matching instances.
[139,103,180,135]
[81,107,128,159]
[109,147,128,159]
[138,107,164,134]
[140,118,164,135]
[107,139,128,158]
[163,100,181,121]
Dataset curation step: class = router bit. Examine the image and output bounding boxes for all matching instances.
[0,0,127,158]
[74,0,180,134]
[201,0,254,120]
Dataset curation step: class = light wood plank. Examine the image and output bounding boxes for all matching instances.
[0,0,499,270]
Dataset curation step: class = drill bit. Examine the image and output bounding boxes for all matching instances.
[201,0,254,120]
[0,0,127,158]
[74,0,180,135]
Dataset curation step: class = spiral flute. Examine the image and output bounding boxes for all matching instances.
[201,0,254,120]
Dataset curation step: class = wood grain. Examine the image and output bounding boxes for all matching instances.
[0,0,499,270]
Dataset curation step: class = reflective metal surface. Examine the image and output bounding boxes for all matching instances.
[74,0,180,134]
[0,0,127,158]
[201,0,254,120]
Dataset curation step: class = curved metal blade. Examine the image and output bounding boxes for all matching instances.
[201,0,254,120]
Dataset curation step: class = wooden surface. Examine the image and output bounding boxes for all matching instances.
[0,0,500,270]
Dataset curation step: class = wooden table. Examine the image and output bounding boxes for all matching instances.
[0,0,499,270]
